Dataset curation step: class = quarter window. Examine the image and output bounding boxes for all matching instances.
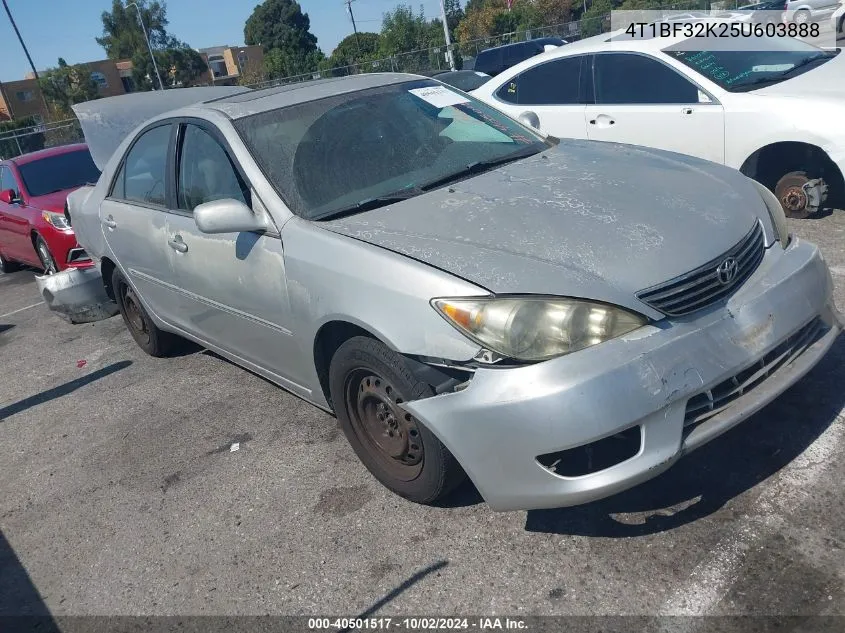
[594,53,699,104]
[177,124,249,212]
[496,56,583,105]
[116,124,171,206]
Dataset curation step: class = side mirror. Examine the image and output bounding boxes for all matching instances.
[194,198,269,235]
[518,111,540,129]
[0,189,17,204]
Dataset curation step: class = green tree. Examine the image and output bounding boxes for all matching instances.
[97,0,207,89]
[39,58,101,117]
[444,0,465,36]
[244,0,322,78]
[97,0,180,59]
[580,0,615,36]
[0,116,45,159]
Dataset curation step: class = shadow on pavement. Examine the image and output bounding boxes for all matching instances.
[0,531,57,628]
[0,360,132,421]
[0,324,14,335]
[524,335,845,537]
[341,560,448,631]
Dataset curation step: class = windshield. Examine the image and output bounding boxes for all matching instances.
[664,36,837,92]
[18,148,101,197]
[233,79,549,220]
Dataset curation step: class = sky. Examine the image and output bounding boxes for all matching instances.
[0,0,446,81]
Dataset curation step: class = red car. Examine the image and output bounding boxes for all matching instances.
[0,143,101,274]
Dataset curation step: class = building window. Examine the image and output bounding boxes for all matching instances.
[15,91,34,102]
[91,71,109,89]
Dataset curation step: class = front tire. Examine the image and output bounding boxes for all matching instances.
[35,236,58,274]
[328,336,466,505]
[112,268,180,357]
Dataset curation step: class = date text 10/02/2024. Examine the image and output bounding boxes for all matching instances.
[624,21,821,39]
[308,617,528,630]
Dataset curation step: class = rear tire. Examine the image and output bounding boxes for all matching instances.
[111,267,181,357]
[0,251,18,274]
[35,236,58,274]
[328,336,466,505]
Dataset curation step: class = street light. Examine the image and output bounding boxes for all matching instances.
[126,1,165,91]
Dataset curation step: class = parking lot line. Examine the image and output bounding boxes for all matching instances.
[0,301,42,319]
[658,413,845,616]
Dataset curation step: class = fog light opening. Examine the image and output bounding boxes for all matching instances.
[536,426,642,477]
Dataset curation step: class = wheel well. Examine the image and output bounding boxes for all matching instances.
[29,230,39,250]
[313,321,376,408]
[740,141,845,207]
[100,257,116,301]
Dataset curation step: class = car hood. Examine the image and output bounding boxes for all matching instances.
[321,140,765,317]
[27,189,75,213]
[754,51,845,98]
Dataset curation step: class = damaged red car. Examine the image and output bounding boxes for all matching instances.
[0,143,101,274]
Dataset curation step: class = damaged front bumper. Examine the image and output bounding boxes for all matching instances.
[34,266,119,324]
[404,237,843,512]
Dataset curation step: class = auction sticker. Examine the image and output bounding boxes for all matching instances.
[409,86,470,108]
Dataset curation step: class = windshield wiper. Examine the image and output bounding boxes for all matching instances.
[313,188,423,221]
[416,145,543,192]
[778,54,834,77]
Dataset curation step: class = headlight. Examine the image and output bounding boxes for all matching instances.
[42,210,71,230]
[432,296,647,362]
[751,179,789,249]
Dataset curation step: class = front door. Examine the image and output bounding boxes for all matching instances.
[584,52,726,165]
[99,123,181,323]
[486,55,589,140]
[0,165,36,265]
[166,122,298,381]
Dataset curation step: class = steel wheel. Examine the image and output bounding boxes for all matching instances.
[35,237,58,274]
[120,283,151,347]
[344,369,424,481]
[794,9,810,24]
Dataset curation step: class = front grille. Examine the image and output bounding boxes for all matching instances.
[684,317,827,428]
[637,222,765,317]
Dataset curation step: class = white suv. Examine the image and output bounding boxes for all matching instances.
[785,0,840,23]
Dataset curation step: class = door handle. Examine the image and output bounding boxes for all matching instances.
[103,215,116,230]
[589,115,615,127]
[167,235,188,253]
[682,107,694,115]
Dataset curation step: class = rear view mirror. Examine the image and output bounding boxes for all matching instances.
[0,189,17,204]
[194,198,269,235]
[518,111,541,129]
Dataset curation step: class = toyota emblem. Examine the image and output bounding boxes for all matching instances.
[716,257,738,285]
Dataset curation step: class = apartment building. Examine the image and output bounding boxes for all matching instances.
[0,44,263,122]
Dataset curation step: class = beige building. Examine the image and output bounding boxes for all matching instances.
[199,44,264,84]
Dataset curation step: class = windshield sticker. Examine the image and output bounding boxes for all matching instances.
[752,64,793,72]
[409,86,470,108]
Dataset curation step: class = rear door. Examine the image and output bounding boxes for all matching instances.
[490,54,590,140]
[165,120,297,379]
[99,123,181,323]
[584,52,725,164]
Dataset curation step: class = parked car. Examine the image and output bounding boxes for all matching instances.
[473,37,567,77]
[832,1,845,32]
[785,0,840,23]
[48,81,840,512]
[432,70,492,92]
[735,1,787,22]
[471,27,845,218]
[0,143,100,274]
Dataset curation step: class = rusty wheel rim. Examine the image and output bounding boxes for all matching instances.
[345,369,424,481]
[121,284,150,345]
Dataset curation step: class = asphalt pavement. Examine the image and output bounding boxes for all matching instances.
[1,211,844,621]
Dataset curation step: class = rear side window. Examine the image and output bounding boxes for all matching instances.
[496,56,583,105]
[594,53,699,104]
[114,124,171,206]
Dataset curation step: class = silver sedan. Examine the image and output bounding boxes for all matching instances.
[46,75,841,511]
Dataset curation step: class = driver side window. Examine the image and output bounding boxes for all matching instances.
[594,53,700,104]
[177,124,250,213]
[0,167,19,196]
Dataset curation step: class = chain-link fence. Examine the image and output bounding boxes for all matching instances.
[0,0,769,156]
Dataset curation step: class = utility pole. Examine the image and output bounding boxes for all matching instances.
[343,0,361,55]
[2,0,51,118]
[439,0,456,71]
[127,1,165,91]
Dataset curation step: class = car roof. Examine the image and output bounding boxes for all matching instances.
[477,38,558,54]
[201,72,424,119]
[7,142,89,166]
